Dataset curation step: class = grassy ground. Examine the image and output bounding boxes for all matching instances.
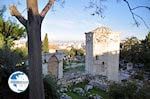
[66,81,109,99]
[64,63,85,72]
[67,92,87,99]
[89,88,109,99]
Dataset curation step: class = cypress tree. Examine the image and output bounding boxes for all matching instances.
[42,33,49,53]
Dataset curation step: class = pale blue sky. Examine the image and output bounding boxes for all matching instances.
[0,0,150,41]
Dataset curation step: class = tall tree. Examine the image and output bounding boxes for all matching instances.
[0,6,27,72]
[120,37,141,63]
[42,33,49,53]
[9,0,55,99]
[145,32,150,47]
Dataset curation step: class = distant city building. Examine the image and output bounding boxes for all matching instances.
[48,43,59,53]
[85,27,120,81]
[54,40,85,50]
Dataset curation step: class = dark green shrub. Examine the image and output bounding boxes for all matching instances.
[108,82,137,99]
[44,75,60,99]
[108,83,125,99]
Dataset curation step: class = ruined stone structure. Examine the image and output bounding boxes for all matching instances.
[42,50,64,79]
[48,55,59,77]
[85,27,120,81]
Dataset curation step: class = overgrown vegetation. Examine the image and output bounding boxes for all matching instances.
[64,47,85,58]
[108,81,150,99]
[66,81,109,99]
[0,6,28,99]
[0,5,27,69]
[44,75,60,99]
[120,32,150,71]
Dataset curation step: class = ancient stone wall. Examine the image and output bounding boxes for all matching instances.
[48,55,59,77]
[85,27,120,81]
[42,52,64,79]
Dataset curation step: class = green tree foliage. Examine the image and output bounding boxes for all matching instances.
[0,5,26,49]
[42,33,49,53]
[108,82,138,99]
[136,82,150,99]
[0,33,4,48]
[120,33,150,70]
[77,48,84,56]
[0,6,27,68]
[68,47,85,58]
[141,32,150,70]
[0,6,28,81]
[120,37,141,64]
[0,17,26,48]
[0,46,28,98]
[69,47,76,57]
[108,83,125,99]
[108,81,150,99]
[0,48,27,70]
[14,47,28,60]
[0,39,28,96]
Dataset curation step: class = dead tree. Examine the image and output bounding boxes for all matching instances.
[9,0,55,99]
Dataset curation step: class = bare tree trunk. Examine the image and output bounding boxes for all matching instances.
[9,0,55,99]
[27,12,44,99]
[26,1,44,99]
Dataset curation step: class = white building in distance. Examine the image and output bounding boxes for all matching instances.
[85,27,120,81]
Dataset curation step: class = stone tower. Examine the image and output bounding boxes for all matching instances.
[85,27,120,81]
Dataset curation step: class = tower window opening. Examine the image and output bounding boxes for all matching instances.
[102,61,105,65]
[96,55,99,60]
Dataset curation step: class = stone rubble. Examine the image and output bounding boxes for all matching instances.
[73,87,85,96]
[84,84,93,92]
[60,93,72,99]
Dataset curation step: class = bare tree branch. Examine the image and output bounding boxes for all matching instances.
[40,0,55,20]
[131,6,150,11]
[123,0,150,29]
[9,5,27,27]
[86,0,107,18]
[124,0,139,26]
[134,13,149,29]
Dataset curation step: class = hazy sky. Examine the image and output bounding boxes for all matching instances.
[1,0,150,41]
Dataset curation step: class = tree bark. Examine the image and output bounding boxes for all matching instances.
[27,11,44,99]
